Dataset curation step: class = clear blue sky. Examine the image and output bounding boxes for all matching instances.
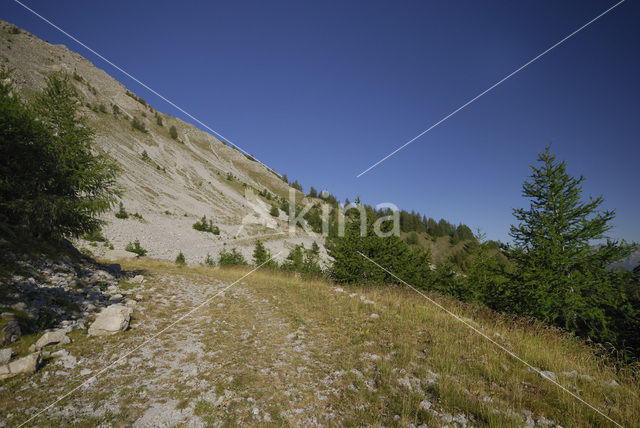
[4,0,639,243]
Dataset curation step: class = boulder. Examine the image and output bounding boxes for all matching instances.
[132,275,145,284]
[107,263,122,276]
[32,330,71,350]
[0,352,41,380]
[88,304,132,336]
[0,347,12,364]
[104,249,138,260]
[0,319,21,347]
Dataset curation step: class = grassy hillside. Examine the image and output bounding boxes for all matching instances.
[2,261,638,426]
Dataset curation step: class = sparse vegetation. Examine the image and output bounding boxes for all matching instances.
[115,202,129,219]
[124,239,147,256]
[192,216,220,235]
[131,116,147,133]
[204,253,215,266]
[269,206,279,217]
[218,248,247,266]
[175,251,186,265]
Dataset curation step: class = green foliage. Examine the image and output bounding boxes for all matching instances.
[406,232,419,245]
[252,241,278,269]
[112,104,120,116]
[0,69,118,240]
[98,104,107,114]
[218,248,247,266]
[155,113,163,126]
[192,215,220,234]
[131,116,147,133]
[9,25,21,35]
[141,150,150,161]
[169,125,178,139]
[175,251,186,265]
[328,217,432,286]
[290,180,303,192]
[83,227,106,242]
[281,173,288,183]
[309,187,318,198]
[115,202,129,219]
[72,71,83,82]
[280,199,290,214]
[506,146,637,357]
[270,205,280,217]
[281,244,323,276]
[125,239,147,256]
[204,253,215,266]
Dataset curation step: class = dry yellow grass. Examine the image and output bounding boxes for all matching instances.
[1,259,638,427]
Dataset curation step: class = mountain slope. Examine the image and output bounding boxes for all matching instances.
[0,19,322,264]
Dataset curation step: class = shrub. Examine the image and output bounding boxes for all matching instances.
[112,104,120,116]
[175,251,186,265]
[270,206,279,217]
[253,240,278,269]
[156,114,163,126]
[115,202,129,219]
[72,71,83,82]
[131,212,144,220]
[169,125,178,139]
[0,69,118,240]
[9,25,20,35]
[204,253,215,266]
[98,104,107,114]
[406,232,419,245]
[219,248,247,266]
[192,215,220,234]
[131,116,147,133]
[125,239,147,256]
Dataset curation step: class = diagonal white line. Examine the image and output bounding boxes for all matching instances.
[12,0,278,176]
[356,0,626,178]
[18,253,281,427]
[357,251,624,428]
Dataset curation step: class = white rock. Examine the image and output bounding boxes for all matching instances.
[88,304,132,336]
[603,379,619,388]
[419,399,432,410]
[33,330,71,350]
[132,275,145,284]
[539,370,557,382]
[104,249,138,260]
[0,348,12,364]
[0,352,41,380]
[370,313,380,319]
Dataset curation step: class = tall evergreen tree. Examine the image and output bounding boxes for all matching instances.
[508,145,634,345]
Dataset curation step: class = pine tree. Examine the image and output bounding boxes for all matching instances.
[508,145,634,344]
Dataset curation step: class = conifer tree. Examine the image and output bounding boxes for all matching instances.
[508,145,634,343]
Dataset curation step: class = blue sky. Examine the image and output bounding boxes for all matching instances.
[4,0,639,243]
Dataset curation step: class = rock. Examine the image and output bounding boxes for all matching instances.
[134,294,144,301]
[603,379,619,388]
[0,352,41,380]
[0,319,21,347]
[12,302,27,311]
[125,299,137,309]
[132,275,145,284]
[540,370,557,382]
[88,304,132,336]
[80,368,92,376]
[107,263,121,276]
[370,313,380,319]
[419,399,432,410]
[109,293,123,303]
[33,330,71,350]
[0,348,12,364]
[104,249,138,260]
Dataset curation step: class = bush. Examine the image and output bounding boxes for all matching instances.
[125,239,147,256]
[112,104,120,116]
[98,104,107,114]
[175,251,186,265]
[270,206,279,217]
[115,202,129,219]
[131,116,147,133]
[169,125,178,139]
[156,114,163,126]
[192,215,220,234]
[253,241,278,269]
[9,26,21,35]
[0,69,118,240]
[406,232,419,245]
[219,248,247,266]
[204,253,215,266]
